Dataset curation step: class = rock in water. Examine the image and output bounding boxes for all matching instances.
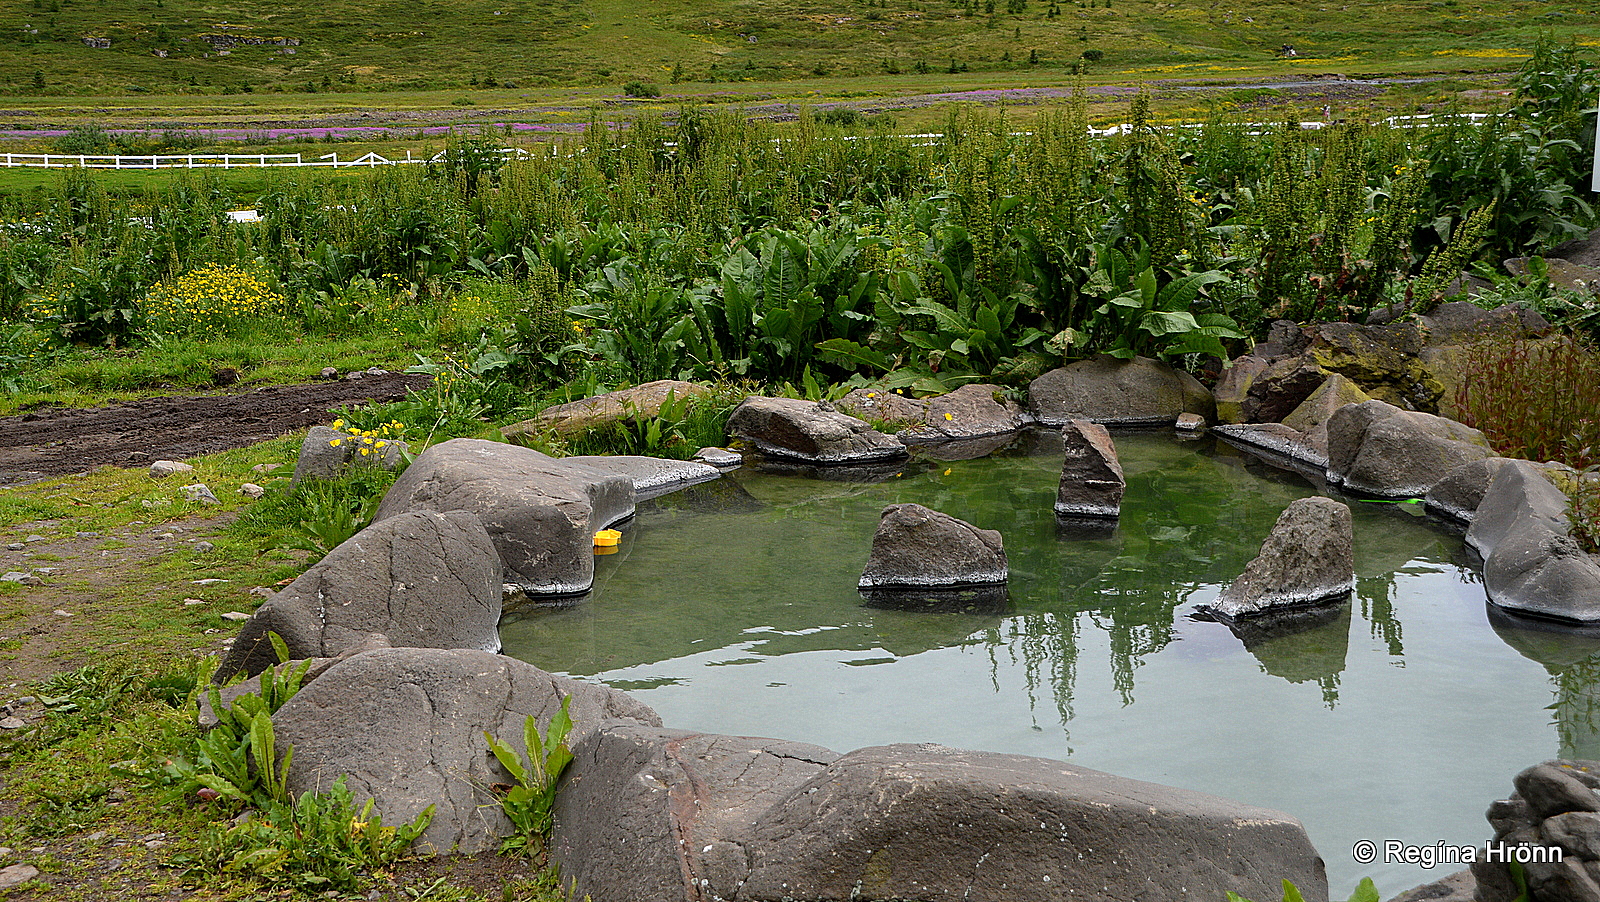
[726,396,906,464]
[1054,420,1125,520]
[1210,497,1354,619]
[858,503,1007,590]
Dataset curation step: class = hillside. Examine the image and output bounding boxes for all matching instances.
[3,0,1598,96]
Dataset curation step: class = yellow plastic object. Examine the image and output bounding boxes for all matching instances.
[593,528,622,548]
[594,544,620,556]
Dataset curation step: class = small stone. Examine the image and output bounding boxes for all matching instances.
[23,536,43,543]
[194,541,215,553]
[0,717,24,730]
[156,532,174,540]
[52,609,72,617]
[193,578,229,585]
[183,599,205,606]
[32,568,54,576]
[249,587,274,599]
[1175,412,1206,432]
[180,484,220,505]
[149,460,194,479]
[320,366,338,380]
[14,696,33,705]
[0,864,40,891]
[85,831,107,842]
[203,628,220,635]
[126,451,149,463]
[251,463,280,475]
[365,366,387,375]
[74,531,99,538]
[16,574,40,586]
[693,447,744,469]
[345,371,364,381]
[221,612,251,622]
[0,572,26,583]
[239,483,265,499]
[5,543,24,551]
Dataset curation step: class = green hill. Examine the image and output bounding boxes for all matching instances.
[3,0,1597,97]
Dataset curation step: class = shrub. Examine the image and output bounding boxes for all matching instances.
[1081,48,1104,61]
[622,80,661,98]
[1454,334,1600,469]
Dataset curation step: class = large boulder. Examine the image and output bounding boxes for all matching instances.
[1300,321,1442,412]
[291,425,409,486]
[1208,497,1355,619]
[1424,457,1523,524]
[1325,400,1491,498]
[1027,355,1214,426]
[726,396,906,464]
[1466,462,1600,622]
[1417,301,1552,347]
[502,380,712,439]
[374,439,634,598]
[1213,356,1269,424]
[552,731,1327,902]
[858,503,1007,590]
[1243,355,1331,425]
[1471,760,1600,902]
[1281,374,1371,459]
[271,648,661,855]
[562,455,721,500]
[840,384,1027,443]
[214,510,501,682]
[1055,420,1125,519]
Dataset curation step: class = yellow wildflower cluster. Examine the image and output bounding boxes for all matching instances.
[142,264,286,336]
[328,418,407,457]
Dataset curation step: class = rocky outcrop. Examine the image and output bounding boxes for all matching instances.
[1208,497,1355,619]
[1055,420,1125,519]
[1466,461,1600,622]
[214,511,502,682]
[502,380,712,438]
[1326,400,1492,498]
[840,384,1027,443]
[1470,760,1600,902]
[1027,355,1214,426]
[374,439,634,598]
[562,455,721,500]
[291,425,409,485]
[858,503,1007,589]
[725,397,907,464]
[271,647,661,855]
[553,731,1328,902]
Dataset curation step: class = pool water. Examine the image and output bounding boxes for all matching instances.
[499,430,1600,898]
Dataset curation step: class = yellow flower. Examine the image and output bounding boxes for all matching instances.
[943,468,952,476]
[329,438,343,447]
[360,447,371,456]
[943,413,954,421]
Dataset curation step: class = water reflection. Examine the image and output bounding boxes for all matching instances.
[1489,608,1600,760]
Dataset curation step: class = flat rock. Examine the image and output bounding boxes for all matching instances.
[1213,423,1327,469]
[858,503,1007,589]
[1209,497,1355,619]
[149,460,194,478]
[181,484,220,505]
[375,438,634,598]
[841,384,1026,443]
[213,510,502,682]
[1028,355,1214,426]
[562,455,721,500]
[503,381,712,438]
[739,744,1327,902]
[726,396,906,465]
[1175,412,1206,431]
[291,425,409,486]
[1054,420,1125,519]
[1325,400,1490,498]
[0,865,40,891]
[693,447,743,469]
[272,647,661,855]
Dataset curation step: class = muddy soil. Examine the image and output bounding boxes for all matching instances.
[0,373,431,486]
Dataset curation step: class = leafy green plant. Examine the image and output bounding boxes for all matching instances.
[1079,241,1243,360]
[280,476,387,556]
[1567,469,1600,555]
[483,696,575,855]
[186,633,310,808]
[1227,877,1379,902]
[1454,334,1600,470]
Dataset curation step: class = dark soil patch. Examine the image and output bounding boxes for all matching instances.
[0,374,431,486]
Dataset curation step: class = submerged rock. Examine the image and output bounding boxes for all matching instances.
[858,503,1007,590]
[1208,497,1355,619]
[726,396,907,465]
[1054,420,1125,519]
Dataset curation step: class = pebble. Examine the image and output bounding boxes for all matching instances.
[156,533,174,540]
[85,831,107,842]
[149,460,194,479]
[23,536,43,543]
[183,599,205,606]
[1,572,26,583]
[203,628,220,635]
[74,531,99,538]
[0,846,11,858]
[181,484,220,505]
[32,568,54,576]
[194,541,215,553]
[320,366,339,380]
[345,371,364,381]
[0,717,24,730]
[15,696,33,704]
[220,612,251,622]
[193,578,229,585]
[239,483,265,499]
[0,865,40,891]
[249,586,274,599]
[251,463,280,475]
[52,609,73,617]
[5,543,24,552]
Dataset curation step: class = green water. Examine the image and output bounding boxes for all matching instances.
[499,431,1600,898]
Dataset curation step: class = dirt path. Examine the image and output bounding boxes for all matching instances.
[0,373,431,486]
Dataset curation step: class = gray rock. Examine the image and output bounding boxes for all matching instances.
[6,543,25,551]
[1466,462,1600,621]
[1419,301,1552,346]
[1244,355,1331,424]
[1550,228,1600,268]
[375,439,634,598]
[694,447,743,469]
[1213,423,1327,469]
[503,380,713,439]
[551,724,840,902]
[1378,870,1476,902]
[1282,374,1371,452]
[1214,355,1270,424]
[181,484,220,505]
[725,396,907,464]
[858,503,1006,589]
[0,865,40,891]
[291,426,409,486]
[1507,256,1600,293]
[320,366,339,379]
[1424,457,1521,524]
[1544,811,1600,859]
[1054,420,1125,519]
[738,744,1327,902]
[0,717,25,730]
[1028,354,1214,426]
[213,510,502,682]
[272,648,660,855]
[149,460,194,478]
[841,383,1027,442]
[0,572,26,584]
[1175,412,1206,431]
[1516,763,1600,819]
[239,483,265,499]
[1325,400,1491,498]
[1209,497,1355,619]
[562,455,721,500]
